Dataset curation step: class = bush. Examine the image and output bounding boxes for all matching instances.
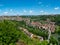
[0,20,20,45]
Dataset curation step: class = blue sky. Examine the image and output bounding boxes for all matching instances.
[0,0,60,15]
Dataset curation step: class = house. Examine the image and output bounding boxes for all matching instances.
[30,21,42,28]
[30,21,55,32]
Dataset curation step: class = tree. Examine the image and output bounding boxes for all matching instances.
[0,20,20,45]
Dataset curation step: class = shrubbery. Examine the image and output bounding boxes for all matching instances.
[0,20,20,45]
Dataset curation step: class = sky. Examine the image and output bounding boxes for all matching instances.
[0,0,60,16]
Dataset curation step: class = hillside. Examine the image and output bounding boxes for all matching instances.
[0,15,60,45]
[0,20,49,45]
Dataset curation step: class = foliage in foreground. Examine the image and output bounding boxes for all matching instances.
[0,20,49,45]
[0,20,20,45]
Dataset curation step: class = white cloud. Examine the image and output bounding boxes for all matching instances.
[4,12,8,15]
[29,10,33,14]
[44,12,48,14]
[10,9,13,12]
[40,10,48,15]
[54,7,59,10]
[23,10,27,13]
[40,10,44,13]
